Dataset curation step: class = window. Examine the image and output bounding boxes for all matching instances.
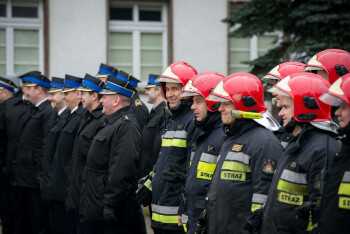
[229,34,278,74]
[0,0,43,77]
[109,2,168,82]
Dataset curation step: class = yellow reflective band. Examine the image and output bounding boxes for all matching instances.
[338,182,350,196]
[220,171,246,181]
[183,224,187,232]
[339,196,350,209]
[152,213,179,224]
[197,161,216,180]
[161,138,187,148]
[144,179,152,191]
[277,191,303,206]
[251,203,263,212]
[277,180,308,195]
[222,161,251,172]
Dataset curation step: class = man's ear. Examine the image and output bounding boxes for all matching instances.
[113,95,120,107]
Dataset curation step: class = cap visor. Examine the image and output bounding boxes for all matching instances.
[61,87,76,93]
[23,83,37,87]
[145,84,157,89]
[99,88,117,95]
[48,88,62,93]
[76,86,94,92]
[319,93,345,106]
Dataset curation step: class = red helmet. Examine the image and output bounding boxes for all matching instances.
[156,61,197,96]
[320,73,350,106]
[269,73,331,122]
[207,73,267,113]
[181,71,225,112]
[262,62,305,84]
[304,49,350,84]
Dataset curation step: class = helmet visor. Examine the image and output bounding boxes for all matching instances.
[206,94,230,102]
[319,92,345,106]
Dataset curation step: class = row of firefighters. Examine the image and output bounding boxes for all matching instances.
[0,48,349,234]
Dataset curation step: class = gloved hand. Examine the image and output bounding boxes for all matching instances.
[295,201,317,221]
[162,163,186,184]
[138,175,148,188]
[244,208,263,233]
[103,206,118,224]
[195,209,207,234]
[136,183,152,207]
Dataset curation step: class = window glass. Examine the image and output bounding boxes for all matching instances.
[110,6,133,20]
[258,35,277,56]
[0,0,6,17]
[140,33,162,79]
[229,37,250,74]
[109,32,133,74]
[139,6,161,22]
[0,29,6,76]
[14,30,39,73]
[12,0,38,18]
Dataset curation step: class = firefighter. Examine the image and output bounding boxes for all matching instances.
[195,73,283,234]
[79,75,145,233]
[317,73,350,233]
[262,62,306,148]
[96,63,149,129]
[178,71,225,233]
[136,61,198,234]
[260,72,341,233]
[65,73,106,233]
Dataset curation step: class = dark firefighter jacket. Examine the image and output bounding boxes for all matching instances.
[261,123,340,234]
[41,107,70,201]
[46,104,86,202]
[139,101,168,179]
[3,94,33,180]
[9,98,54,187]
[79,106,142,223]
[206,119,283,234]
[130,93,149,130]
[65,104,106,212]
[318,126,350,234]
[182,112,225,234]
[151,100,196,231]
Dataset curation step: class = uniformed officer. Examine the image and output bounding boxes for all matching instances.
[262,62,306,148]
[137,61,198,234]
[10,71,53,234]
[96,63,149,129]
[178,71,225,233]
[79,75,145,233]
[138,74,168,179]
[196,73,283,234]
[0,76,18,234]
[65,73,106,233]
[317,73,350,233]
[46,74,86,234]
[260,73,341,233]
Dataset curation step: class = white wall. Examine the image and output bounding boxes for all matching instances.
[172,0,228,75]
[49,0,107,78]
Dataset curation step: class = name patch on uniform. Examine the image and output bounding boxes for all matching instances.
[277,191,303,205]
[339,196,350,209]
[135,99,142,106]
[197,171,214,180]
[220,171,246,181]
[232,144,243,152]
[262,159,276,175]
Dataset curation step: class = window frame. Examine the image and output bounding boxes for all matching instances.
[0,0,43,76]
[108,1,168,83]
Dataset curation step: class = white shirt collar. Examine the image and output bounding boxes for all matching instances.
[71,105,79,114]
[58,106,67,116]
[35,97,48,107]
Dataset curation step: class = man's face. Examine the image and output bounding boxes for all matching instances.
[272,93,284,108]
[145,87,159,104]
[165,82,182,109]
[100,94,116,115]
[317,70,329,81]
[81,91,95,111]
[218,101,236,125]
[335,102,350,128]
[191,95,208,122]
[63,90,80,110]
[25,86,38,104]
[278,96,294,127]
[49,91,66,110]
[0,89,6,104]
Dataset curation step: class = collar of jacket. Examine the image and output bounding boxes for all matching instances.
[89,104,103,119]
[195,111,222,133]
[224,119,259,137]
[60,108,71,119]
[36,99,50,111]
[170,99,192,118]
[106,106,131,124]
[152,101,166,115]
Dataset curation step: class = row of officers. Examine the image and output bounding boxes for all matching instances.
[0,48,349,234]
